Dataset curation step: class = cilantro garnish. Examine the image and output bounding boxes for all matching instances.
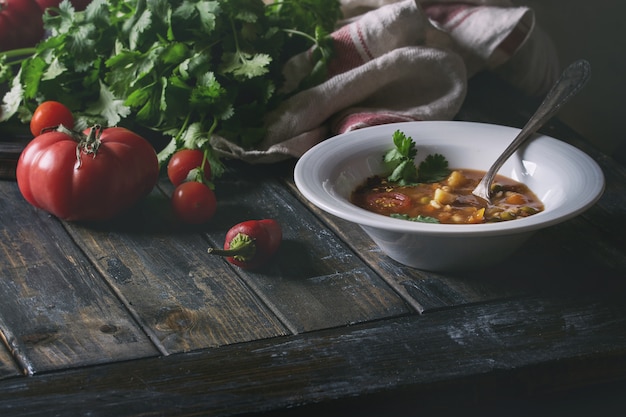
[390,213,440,224]
[384,130,419,185]
[383,129,450,185]
[0,0,343,178]
[418,153,450,183]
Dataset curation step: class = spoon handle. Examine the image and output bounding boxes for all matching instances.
[472,59,591,201]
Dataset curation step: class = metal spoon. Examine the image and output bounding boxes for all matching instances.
[472,59,591,203]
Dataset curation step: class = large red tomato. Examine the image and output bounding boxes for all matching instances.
[16,126,159,221]
[0,0,44,51]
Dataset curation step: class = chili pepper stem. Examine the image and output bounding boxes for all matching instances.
[207,247,250,257]
[207,233,256,262]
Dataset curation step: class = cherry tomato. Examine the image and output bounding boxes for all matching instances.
[364,192,411,214]
[16,126,159,221]
[167,149,211,186]
[171,181,217,224]
[30,101,74,137]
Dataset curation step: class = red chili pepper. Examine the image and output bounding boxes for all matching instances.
[208,219,282,270]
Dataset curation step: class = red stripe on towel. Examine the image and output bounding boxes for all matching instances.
[327,22,374,77]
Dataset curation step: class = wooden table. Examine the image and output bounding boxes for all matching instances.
[1,73,625,416]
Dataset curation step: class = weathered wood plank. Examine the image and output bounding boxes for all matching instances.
[0,180,159,375]
[578,159,626,255]
[0,341,20,380]
[62,186,291,354]
[0,127,27,180]
[165,165,413,333]
[1,294,625,417]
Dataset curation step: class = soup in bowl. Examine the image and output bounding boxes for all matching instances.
[294,121,605,271]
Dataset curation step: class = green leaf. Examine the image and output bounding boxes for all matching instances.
[82,0,111,25]
[42,57,67,81]
[85,81,131,126]
[128,9,153,50]
[157,136,179,165]
[66,24,99,68]
[0,56,10,85]
[162,75,192,120]
[181,122,209,150]
[418,153,450,183]
[0,75,24,122]
[220,52,271,79]
[21,57,47,99]
[195,1,220,32]
[383,129,450,185]
[125,86,152,109]
[384,130,419,185]
[160,42,189,64]
[390,213,440,224]
[44,0,78,36]
[190,72,227,111]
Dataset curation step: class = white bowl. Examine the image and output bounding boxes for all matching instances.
[294,121,605,271]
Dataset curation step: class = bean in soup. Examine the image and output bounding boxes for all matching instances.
[351,169,544,224]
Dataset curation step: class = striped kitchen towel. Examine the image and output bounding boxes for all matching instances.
[211,0,559,163]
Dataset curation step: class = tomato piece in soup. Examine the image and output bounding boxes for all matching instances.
[363,192,411,215]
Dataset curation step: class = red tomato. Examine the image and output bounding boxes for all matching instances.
[365,192,411,214]
[0,0,44,51]
[16,126,159,221]
[167,149,211,186]
[171,181,217,224]
[30,101,74,137]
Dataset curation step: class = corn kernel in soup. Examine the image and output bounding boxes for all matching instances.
[350,169,544,224]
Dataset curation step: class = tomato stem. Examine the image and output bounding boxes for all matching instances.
[74,125,102,168]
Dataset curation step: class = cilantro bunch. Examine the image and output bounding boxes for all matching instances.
[0,0,342,176]
[384,130,450,185]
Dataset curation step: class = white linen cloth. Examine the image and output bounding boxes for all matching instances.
[210,0,559,163]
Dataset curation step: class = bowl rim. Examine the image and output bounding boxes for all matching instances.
[294,121,605,237]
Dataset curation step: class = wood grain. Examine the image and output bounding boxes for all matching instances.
[169,163,413,333]
[62,186,290,354]
[0,181,159,375]
[1,295,625,416]
[0,341,19,380]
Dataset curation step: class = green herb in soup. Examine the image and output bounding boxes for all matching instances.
[350,130,544,224]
